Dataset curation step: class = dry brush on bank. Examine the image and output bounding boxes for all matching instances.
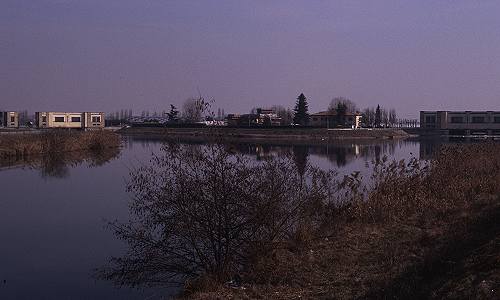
[100,142,500,299]
[98,144,338,289]
[0,130,121,159]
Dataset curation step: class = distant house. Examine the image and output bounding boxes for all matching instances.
[256,108,282,126]
[35,112,105,129]
[226,114,242,126]
[0,111,19,128]
[310,111,362,129]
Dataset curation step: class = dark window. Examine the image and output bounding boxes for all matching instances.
[71,117,81,122]
[54,117,65,122]
[42,116,47,122]
[494,116,500,123]
[312,117,318,121]
[425,116,436,123]
[450,116,464,123]
[92,116,101,123]
[10,116,15,122]
[471,116,485,123]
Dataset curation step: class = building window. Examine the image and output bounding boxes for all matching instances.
[92,116,101,123]
[42,116,47,122]
[10,116,15,122]
[312,117,318,121]
[471,116,485,123]
[54,117,65,122]
[494,116,500,123]
[71,117,81,122]
[450,117,464,123]
[425,116,436,123]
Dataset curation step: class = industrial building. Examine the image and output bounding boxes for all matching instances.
[420,111,500,135]
[35,112,105,129]
[0,111,19,128]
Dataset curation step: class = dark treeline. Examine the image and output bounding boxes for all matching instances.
[123,93,417,128]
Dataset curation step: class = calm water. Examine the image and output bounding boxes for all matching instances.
[0,136,474,299]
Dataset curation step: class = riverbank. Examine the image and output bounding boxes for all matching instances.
[0,130,121,159]
[186,143,500,299]
[119,127,410,143]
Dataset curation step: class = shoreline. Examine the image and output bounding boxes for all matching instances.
[118,127,411,143]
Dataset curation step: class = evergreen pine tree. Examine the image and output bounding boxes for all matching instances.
[375,104,381,128]
[167,104,180,123]
[293,93,310,126]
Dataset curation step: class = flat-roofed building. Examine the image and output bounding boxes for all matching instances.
[0,111,19,128]
[35,112,105,129]
[420,111,500,135]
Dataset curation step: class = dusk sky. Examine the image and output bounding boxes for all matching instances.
[2,0,500,118]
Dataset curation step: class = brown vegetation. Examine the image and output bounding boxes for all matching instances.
[0,130,121,159]
[100,142,500,299]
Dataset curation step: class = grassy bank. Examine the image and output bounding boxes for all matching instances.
[97,141,499,299]
[119,127,410,143]
[0,130,121,159]
[187,143,500,299]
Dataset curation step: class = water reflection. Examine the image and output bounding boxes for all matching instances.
[99,143,338,295]
[0,147,121,178]
[418,136,500,160]
[97,138,428,294]
[218,139,417,168]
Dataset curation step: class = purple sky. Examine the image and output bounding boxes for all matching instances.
[2,1,500,118]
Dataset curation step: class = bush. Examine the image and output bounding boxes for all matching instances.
[98,143,336,289]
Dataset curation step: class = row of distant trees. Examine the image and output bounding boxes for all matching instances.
[162,93,401,127]
[291,93,401,128]
[108,93,405,127]
[362,106,397,128]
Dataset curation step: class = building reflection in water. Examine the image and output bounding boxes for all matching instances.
[222,139,416,169]
[418,136,500,160]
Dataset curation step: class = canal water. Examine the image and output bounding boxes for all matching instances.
[0,136,474,299]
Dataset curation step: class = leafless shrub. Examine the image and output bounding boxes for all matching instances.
[98,144,336,289]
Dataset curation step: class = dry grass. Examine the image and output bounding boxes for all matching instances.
[189,143,500,299]
[0,130,121,159]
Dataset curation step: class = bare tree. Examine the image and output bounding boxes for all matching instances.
[271,105,294,125]
[98,144,335,287]
[381,108,388,128]
[182,95,215,123]
[389,109,397,127]
[362,107,375,127]
[328,97,358,113]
